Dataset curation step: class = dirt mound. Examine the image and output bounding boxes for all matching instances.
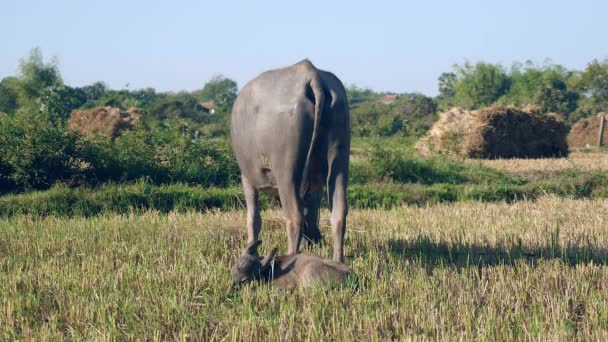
[69,107,140,138]
[567,113,608,148]
[417,105,569,159]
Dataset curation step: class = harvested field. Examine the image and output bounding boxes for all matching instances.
[418,106,569,159]
[2,197,608,339]
[467,151,608,174]
[68,106,140,138]
[568,113,608,148]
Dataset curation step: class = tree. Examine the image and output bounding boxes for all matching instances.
[394,94,438,135]
[504,61,548,106]
[17,48,63,106]
[437,72,456,99]
[0,77,20,114]
[572,59,608,114]
[502,61,575,112]
[376,114,404,136]
[149,93,202,121]
[534,79,578,115]
[0,109,79,191]
[395,93,437,118]
[37,85,87,120]
[452,62,510,109]
[346,84,379,104]
[194,75,238,113]
[80,81,108,102]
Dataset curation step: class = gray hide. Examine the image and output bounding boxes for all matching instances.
[230,241,354,290]
[230,59,350,262]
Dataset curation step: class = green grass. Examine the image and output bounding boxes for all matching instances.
[1,169,607,217]
[3,135,607,217]
[2,197,608,339]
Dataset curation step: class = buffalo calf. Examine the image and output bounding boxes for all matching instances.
[230,241,354,290]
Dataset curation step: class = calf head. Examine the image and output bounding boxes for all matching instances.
[230,240,277,286]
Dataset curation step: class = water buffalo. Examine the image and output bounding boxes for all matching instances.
[230,241,354,290]
[230,59,350,262]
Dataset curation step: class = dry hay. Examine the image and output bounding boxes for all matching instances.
[69,106,140,138]
[415,107,477,156]
[417,105,569,159]
[567,113,608,148]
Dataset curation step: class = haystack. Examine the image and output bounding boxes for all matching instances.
[415,108,477,156]
[417,105,569,159]
[567,113,608,148]
[69,106,140,139]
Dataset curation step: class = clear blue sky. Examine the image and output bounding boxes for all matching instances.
[2,0,607,96]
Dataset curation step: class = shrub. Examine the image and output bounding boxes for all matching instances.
[0,110,80,192]
[0,109,241,193]
[369,144,513,185]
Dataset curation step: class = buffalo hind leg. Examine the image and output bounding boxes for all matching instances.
[327,149,349,262]
[242,175,261,244]
[303,190,322,243]
[278,183,305,255]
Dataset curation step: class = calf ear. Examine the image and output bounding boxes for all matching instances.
[260,248,278,271]
[244,240,262,255]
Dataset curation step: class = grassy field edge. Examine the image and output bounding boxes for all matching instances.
[1,171,607,217]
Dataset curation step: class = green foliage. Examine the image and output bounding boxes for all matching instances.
[350,101,388,136]
[534,78,579,114]
[350,94,437,137]
[1,170,607,216]
[0,182,248,217]
[36,84,87,119]
[437,72,456,99]
[79,81,108,102]
[146,121,239,185]
[75,121,240,187]
[452,62,510,109]
[442,60,582,119]
[148,93,203,121]
[346,84,380,105]
[95,88,159,109]
[368,144,513,185]
[503,62,563,106]
[194,75,238,112]
[1,49,92,118]
[393,94,438,134]
[570,58,608,120]
[0,107,240,193]
[375,115,403,136]
[0,110,79,191]
[0,77,20,114]
[17,48,63,106]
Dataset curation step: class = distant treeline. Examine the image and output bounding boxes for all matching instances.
[1,48,607,195]
[346,59,608,138]
[438,60,608,122]
[0,48,237,137]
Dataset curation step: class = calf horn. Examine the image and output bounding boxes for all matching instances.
[260,248,277,271]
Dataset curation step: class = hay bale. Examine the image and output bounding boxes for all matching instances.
[417,105,569,159]
[415,107,477,156]
[69,106,140,138]
[463,106,568,158]
[567,113,608,148]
